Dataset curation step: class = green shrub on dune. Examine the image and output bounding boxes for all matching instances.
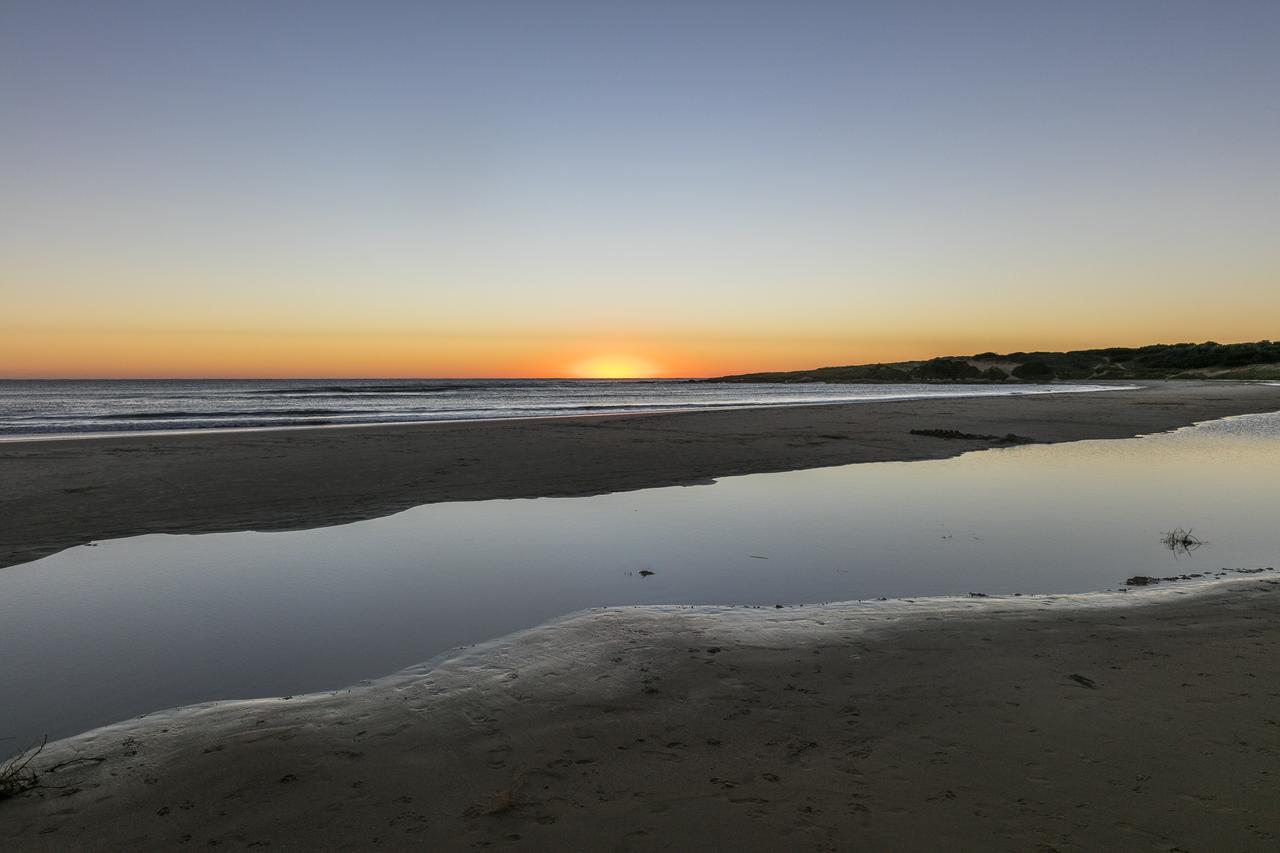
[1010,361,1055,380]
[914,358,984,381]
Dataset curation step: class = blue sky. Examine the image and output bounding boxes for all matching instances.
[2,1,1277,376]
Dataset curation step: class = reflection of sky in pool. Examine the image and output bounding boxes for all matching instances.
[2,413,1278,748]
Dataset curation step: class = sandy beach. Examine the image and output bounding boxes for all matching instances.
[3,381,1280,850]
[5,380,1280,570]
[3,578,1277,851]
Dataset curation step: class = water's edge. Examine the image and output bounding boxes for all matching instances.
[21,575,1269,758]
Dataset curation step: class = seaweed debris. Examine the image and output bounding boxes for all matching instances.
[910,429,1033,444]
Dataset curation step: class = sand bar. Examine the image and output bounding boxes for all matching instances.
[4,380,1280,570]
[2,577,1277,850]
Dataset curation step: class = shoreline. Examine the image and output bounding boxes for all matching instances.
[4,380,1280,569]
[4,576,1277,850]
[0,381,1130,444]
[59,572,1280,728]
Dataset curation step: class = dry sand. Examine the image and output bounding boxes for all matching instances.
[3,578,1277,851]
[5,380,1280,569]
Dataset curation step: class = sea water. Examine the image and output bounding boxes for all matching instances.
[0,378,1124,438]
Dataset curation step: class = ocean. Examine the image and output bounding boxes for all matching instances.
[0,379,1126,439]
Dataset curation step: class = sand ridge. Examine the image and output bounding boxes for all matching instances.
[3,577,1278,850]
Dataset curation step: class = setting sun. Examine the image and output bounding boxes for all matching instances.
[569,355,661,379]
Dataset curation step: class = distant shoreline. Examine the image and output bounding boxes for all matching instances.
[703,339,1280,383]
[0,380,1131,443]
[4,380,1280,570]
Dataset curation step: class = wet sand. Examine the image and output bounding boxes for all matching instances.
[3,578,1277,851]
[4,380,1280,570]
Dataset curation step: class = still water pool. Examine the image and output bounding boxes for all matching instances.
[2,413,1278,748]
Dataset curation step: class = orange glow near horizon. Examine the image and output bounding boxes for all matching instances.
[6,326,1280,380]
[6,322,1280,380]
[568,355,661,379]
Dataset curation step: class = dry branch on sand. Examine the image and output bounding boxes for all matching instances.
[0,736,46,800]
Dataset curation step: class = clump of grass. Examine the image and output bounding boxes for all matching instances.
[1161,527,1203,554]
[0,736,46,801]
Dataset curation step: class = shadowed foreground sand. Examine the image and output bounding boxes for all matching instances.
[5,380,1280,569]
[4,578,1277,851]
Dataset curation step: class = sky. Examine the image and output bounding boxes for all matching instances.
[2,1,1277,378]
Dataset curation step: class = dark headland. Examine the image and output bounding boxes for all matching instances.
[703,339,1280,383]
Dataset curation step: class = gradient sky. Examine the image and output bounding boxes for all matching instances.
[2,1,1278,378]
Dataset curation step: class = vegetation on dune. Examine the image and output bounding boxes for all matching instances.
[1009,361,1054,381]
[706,340,1280,384]
[915,358,984,381]
[1000,340,1280,380]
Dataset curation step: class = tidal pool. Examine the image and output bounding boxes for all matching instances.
[2,412,1278,748]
